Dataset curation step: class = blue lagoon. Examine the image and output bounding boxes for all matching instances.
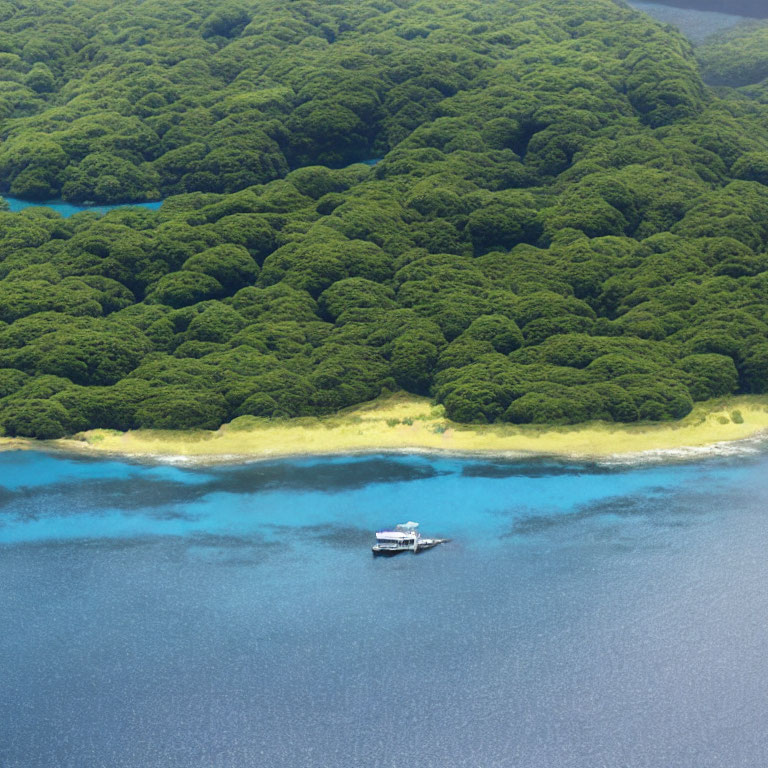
[3,197,163,218]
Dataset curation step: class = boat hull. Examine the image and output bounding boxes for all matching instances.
[372,547,410,557]
[371,539,447,556]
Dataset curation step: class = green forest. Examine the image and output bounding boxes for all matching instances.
[2,0,768,438]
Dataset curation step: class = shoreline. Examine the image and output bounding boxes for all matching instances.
[2,393,768,465]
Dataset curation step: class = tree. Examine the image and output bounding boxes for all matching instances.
[11,327,152,385]
[146,272,224,307]
[25,63,55,93]
[135,388,229,429]
[184,303,247,343]
[2,398,74,439]
[678,354,739,401]
[461,315,523,354]
[182,245,259,291]
[390,331,440,394]
[318,278,396,321]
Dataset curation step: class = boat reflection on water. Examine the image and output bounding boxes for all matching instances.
[372,522,449,556]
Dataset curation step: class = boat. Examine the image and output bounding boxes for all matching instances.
[372,521,449,556]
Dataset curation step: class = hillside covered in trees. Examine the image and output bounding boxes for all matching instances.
[2,0,768,438]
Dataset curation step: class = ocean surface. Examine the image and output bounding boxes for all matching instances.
[627,1,750,41]
[2,447,768,767]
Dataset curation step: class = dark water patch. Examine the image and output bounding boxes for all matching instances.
[0,477,207,518]
[0,449,215,492]
[0,534,170,553]
[184,532,282,566]
[186,532,265,549]
[461,457,612,479]
[268,522,373,550]
[0,530,277,556]
[208,455,445,494]
[0,485,16,507]
[507,487,717,538]
[0,454,445,520]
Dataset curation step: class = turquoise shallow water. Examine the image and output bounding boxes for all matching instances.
[4,196,163,218]
[2,159,384,218]
[2,448,768,767]
[1,157,384,217]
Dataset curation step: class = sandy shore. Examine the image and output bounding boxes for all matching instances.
[3,392,768,463]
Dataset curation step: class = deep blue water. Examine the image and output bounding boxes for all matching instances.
[627,1,750,41]
[3,197,163,218]
[2,448,768,767]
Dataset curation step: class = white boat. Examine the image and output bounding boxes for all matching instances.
[372,522,448,556]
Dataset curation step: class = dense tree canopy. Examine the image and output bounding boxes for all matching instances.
[1,0,768,437]
[697,21,768,87]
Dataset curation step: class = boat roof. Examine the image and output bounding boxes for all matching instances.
[376,530,419,540]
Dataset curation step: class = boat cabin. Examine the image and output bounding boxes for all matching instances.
[372,521,446,556]
[374,530,418,551]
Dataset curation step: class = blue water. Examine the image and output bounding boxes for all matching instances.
[627,1,750,42]
[2,163,385,216]
[2,448,768,767]
[3,197,163,218]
